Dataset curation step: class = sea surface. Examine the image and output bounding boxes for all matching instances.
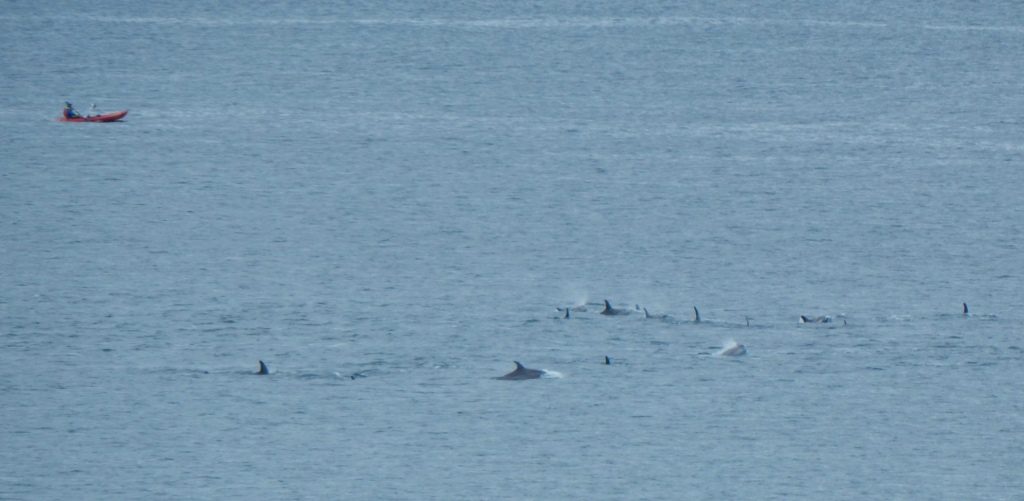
[2,1,1023,499]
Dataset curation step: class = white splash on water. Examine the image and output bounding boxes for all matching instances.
[717,339,747,357]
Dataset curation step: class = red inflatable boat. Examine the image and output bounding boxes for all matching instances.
[59,110,129,123]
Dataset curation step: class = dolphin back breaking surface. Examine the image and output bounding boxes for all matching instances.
[496,361,554,380]
[600,300,630,316]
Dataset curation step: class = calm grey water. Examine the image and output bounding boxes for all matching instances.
[3,1,1023,499]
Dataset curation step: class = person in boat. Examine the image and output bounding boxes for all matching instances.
[63,102,81,119]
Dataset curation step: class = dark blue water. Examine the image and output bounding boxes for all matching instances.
[3,2,1023,499]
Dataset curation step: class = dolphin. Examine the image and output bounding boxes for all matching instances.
[800,315,832,324]
[496,361,545,380]
[719,343,747,357]
[643,307,669,320]
[257,360,269,375]
[601,300,630,316]
[693,306,702,323]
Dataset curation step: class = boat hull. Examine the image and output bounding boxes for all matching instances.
[59,110,128,123]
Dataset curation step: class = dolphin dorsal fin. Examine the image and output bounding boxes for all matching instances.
[800,315,809,323]
[258,360,269,375]
[604,356,611,365]
[694,306,701,323]
[513,361,525,370]
[963,303,969,315]
[644,307,650,318]
[603,299,612,311]
[564,308,570,319]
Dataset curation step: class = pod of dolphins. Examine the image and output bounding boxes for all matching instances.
[256,302,976,380]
